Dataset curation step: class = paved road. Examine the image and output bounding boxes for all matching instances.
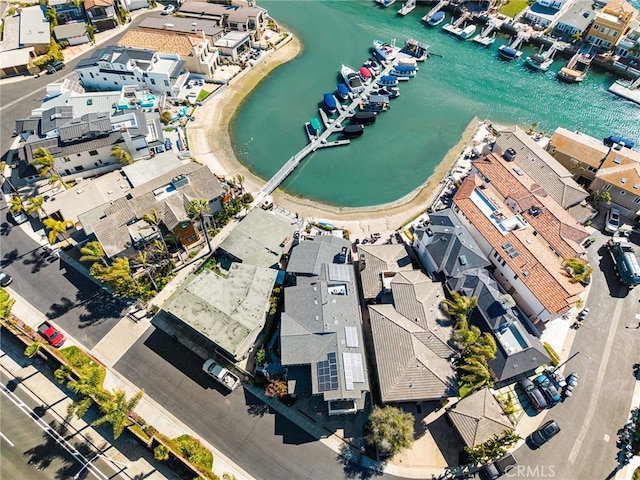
[0,370,122,480]
[1,201,127,349]
[513,230,640,480]
[114,326,396,480]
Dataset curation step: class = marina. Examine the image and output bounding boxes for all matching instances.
[397,0,415,16]
[558,52,592,83]
[233,0,640,207]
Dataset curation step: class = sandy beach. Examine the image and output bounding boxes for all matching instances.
[187,35,480,237]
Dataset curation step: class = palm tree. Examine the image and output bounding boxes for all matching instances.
[92,387,144,439]
[186,198,211,253]
[564,257,594,284]
[110,145,133,165]
[43,218,74,244]
[80,241,108,266]
[9,196,26,215]
[142,209,167,251]
[458,356,493,393]
[441,291,478,325]
[25,195,47,217]
[132,251,158,291]
[571,31,582,44]
[235,174,245,194]
[33,148,65,189]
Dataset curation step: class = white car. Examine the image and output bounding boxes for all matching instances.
[11,210,28,224]
[605,208,620,234]
[162,4,175,14]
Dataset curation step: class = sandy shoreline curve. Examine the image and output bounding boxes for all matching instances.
[187,35,480,235]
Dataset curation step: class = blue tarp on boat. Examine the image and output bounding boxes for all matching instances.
[604,135,635,148]
[429,11,444,23]
[337,83,349,98]
[323,93,337,112]
[393,64,417,72]
[499,47,518,59]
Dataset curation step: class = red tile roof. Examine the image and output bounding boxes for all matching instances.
[454,173,583,316]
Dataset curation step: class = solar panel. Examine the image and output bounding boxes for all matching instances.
[328,263,350,282]
[317,353,339,392]
[345,326,359,348]
[342,352,365,391]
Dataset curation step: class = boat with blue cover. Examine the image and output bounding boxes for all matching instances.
[391,64,417,77]
[336,83,350,101]
[498,45,521,61]
[305,117,322,142]
[427,11,445,27]
[323,93,337,114]
[604,135,634,149]
[377,75,399,87]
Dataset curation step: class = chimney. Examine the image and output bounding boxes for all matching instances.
[481,177,491,189]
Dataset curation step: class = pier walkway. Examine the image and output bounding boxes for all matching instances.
[255,45,412,204]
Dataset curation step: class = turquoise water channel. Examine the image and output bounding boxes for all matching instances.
[230,0,640,207]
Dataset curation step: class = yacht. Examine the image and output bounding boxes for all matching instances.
[459,24,477,40]
[373,39,397,62]
[341,64,365,94]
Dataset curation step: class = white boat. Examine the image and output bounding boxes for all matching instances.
[341,64,365,94]
[459,24,477,40]
[525,42,559,72]
[376,0,396,7]
[608,77,640,106]
[373,39,397,62]
[398,0,415,15]
[396,57,417,67]
[557,52,591,83]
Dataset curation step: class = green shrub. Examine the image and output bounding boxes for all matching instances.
[54,365,72,383]
[154,444,169,461]
[255,348,267,365]
[24,341,43,358]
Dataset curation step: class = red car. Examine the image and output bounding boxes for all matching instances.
[38,322,66,347]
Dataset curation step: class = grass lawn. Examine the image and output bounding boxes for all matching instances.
[458,383,472,398]
[498,0,530,18]
[196,89,212,102]
[60,346,106,386]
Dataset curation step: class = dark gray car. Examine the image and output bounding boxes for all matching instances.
[529,420,561,447]
[519,378,548,411]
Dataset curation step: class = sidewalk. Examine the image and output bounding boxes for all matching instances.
[5,287,255,480]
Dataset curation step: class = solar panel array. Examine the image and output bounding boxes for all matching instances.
[343,352,365,391]
[317,352,339,392]
[345,326,359,348]
[328,263,350,283]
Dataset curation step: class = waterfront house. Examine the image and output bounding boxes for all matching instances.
[214,31,251,62]
[413,208,490,279]
[216,208,297,269]
[49,0,85,24]
[447,388,514,447]
[161,264,278,362]
[523,0,573,29]
[447,268,551,383]
[368,270,457,404]
[584,0,638,51]
[75,45,188,96]
[84,0,118,30]
[452,151,588,324]
[19,6,51,56]
[548,127,640,216]
[119,29,220,78]
[178,0,271,42]
[491,125,591,222]
[137,16,225,46]
[614,22,640,72]
[281,236,370,415]
[356,243,415,302]
[553,0,599,38]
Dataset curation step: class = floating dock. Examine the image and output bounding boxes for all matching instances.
[609,78,640,105]
[398,0,415,16]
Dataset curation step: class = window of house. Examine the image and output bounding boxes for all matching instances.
[90,72,94,78]
[611,30,617,37]
[587,166,597,173]
[65,169,71,175]
[62,156,71,163]
[592,24,599,30]
[150,78,156,85]
[75,165,84,172]
[633,196,640,204]
[600,27,608,35]
[89,150,99,156]
[603,184,612,191]
[603,41,611,48]
[587,35,596,43]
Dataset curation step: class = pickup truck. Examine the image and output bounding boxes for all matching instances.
[202,359,241,391]
[38,322,66,347]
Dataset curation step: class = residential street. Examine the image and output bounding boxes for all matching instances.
[512,230,640,479]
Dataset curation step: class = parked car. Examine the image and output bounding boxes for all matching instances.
[162,4,175,14]
[605,208,621,234]
[518,378,548,411]
[481,454,518,479]
[38,322,66,347]
[528,420,561,447]
[11,210,28,224]
[46,61,65,74]
[0,272,13,287]
[534,373,562,406]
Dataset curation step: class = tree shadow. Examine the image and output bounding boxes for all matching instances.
[1,247,18,267]
[337,445,383,480]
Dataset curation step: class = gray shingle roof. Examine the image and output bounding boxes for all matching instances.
[287,235,351,276]
[164,265,277,361]
[447,268,551,381]
[447,388,513,446]
[281,246,369,404]
[414,208,490,277]
[357,244,414,300]
[492,126,588,209]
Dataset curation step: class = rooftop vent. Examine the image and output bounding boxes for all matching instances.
[503,147,517,161]
[172,174,189,189]
[528,206,542,217]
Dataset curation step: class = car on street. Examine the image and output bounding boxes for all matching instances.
[605,208,621,234]
[46,60,65,74]
[0,272,13,287]
[518,378,548,411]
[38,322,66,347]
[162,4,175,14]
[528,420,561,447]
